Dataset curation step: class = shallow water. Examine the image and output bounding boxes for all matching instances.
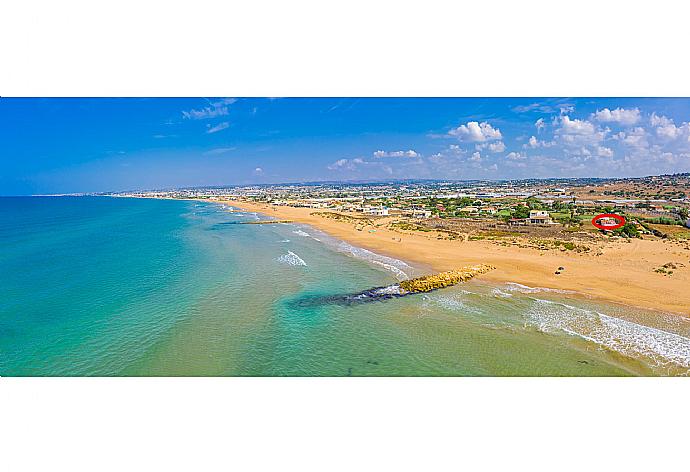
[1,197,688,376]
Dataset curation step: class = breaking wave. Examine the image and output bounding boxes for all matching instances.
[433,295,483,315]
[526,299,690,371]
[491,288,514,298]
[504,282,575,295]
[335,241,412,281]
[277,251,307,267]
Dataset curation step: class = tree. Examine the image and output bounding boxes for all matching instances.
[613,223,640,238]
[526,197,542,210]
[514,205,530,219]
[456,197,473,207]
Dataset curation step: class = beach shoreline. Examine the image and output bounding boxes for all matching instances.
[218,198,690,317]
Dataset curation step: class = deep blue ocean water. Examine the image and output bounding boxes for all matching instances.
[1,197,688,376]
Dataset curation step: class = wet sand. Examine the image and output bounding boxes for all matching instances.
[221,199,690,316]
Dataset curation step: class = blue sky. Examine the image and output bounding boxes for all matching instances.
[2,97,690,195]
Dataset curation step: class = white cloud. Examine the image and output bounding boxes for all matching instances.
[448,121,502,142]
[555,116,607,150]
[524,136,554,149]
[182,98,236,120]
[506,151,526,160]
[183,106,229,120]
[253,167,264,175]
[592,107,640,126]
[487,141,506,152]
[656,123,681,140]
[597,146,614,157]
[614,127,648,149]
[327,157,365,171]
[650,113,673,127]
[648,113,690,142]
[328,159,349,170]
[206,122,230,134]
[210,98,237,107]
[558,116,596,135]
[535,118,546,132]
[476,141,506,153]
[373,149,419,158]
[332,105,690,180]
[203,147,236,155]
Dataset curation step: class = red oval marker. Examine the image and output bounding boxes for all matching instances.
[591,213,625,230]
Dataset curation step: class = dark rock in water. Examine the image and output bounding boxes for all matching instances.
[578,360,590,365]
[290,285,405,308]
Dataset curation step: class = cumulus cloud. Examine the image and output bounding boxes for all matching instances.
[558,116,596,135]
[592,107,640,126]
[650,112,673,127]
[597,146,614,157]
[554,116,608,149]
[489,141,506,152]
[535,118,546,132]
[373,149,419,158]
[506,151,526,160]
[648,113,690,141]
[327,157,365,171]
[253,167,264,175]
[448,121,502,142]
[524,136,554,149]
[613,127,648,149]
[476,141,506,153]
[206,122,230,134]
[331,104,690,180]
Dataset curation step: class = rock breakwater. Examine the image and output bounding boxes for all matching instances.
[291,264,495,307]
[399,264,495,293]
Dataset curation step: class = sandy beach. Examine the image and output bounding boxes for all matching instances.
[221,199,690,316]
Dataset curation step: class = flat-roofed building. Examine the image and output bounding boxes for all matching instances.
[527,210,553,225]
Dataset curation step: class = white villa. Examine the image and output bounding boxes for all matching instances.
[527,210,554,225]
[363,206,389,216]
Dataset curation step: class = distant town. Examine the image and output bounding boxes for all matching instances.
[109,173,690,240]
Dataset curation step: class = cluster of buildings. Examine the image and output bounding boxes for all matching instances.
[109,177,690,228]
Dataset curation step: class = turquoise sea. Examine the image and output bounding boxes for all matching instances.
[1,196,689,376]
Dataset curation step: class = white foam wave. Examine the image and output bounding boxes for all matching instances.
[336,241,412,281]
[276,251,307,267]
[491,288,514,298]
[293,229,310,237]
[371,260,409,280]
[373,285,403,296]
[504,282,575,295]
[436,296,477,313]
[526,299,690,370]
[279,239,291,243]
